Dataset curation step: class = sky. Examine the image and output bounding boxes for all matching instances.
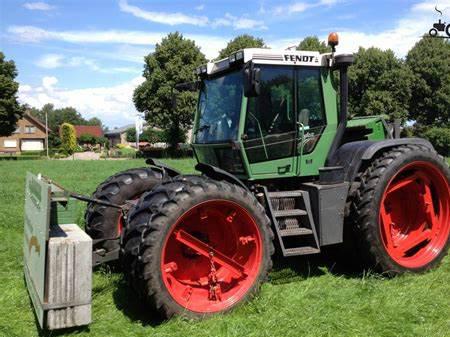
[1,0,449,128]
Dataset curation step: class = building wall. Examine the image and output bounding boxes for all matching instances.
[0,116,47,153]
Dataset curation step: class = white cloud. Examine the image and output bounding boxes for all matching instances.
[335,0,450,57]
[23,2,55,11]
[8,26,228,59]
[118,0,265,30]
[35,53,140,74]
[19,76,145,127]
[42,76,58,90]
[412,0,450,13]
[212,13,267,30]
[269,0,450,58]
[195,4,205,11]
[118,0,208,26]
[36,54,64,68]
[319,0,339,5]
[273,0,340,15]
[8,25,166,44]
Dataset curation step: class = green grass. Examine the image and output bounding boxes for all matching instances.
[0,159,449,337]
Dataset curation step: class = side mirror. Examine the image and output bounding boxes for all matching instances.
[172,81,200,110]
[244,63,261,97]
[174,81,199,92]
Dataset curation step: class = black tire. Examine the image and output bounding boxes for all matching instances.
[446,24,450,37]
[122,175,274,319]
[429,28,438,36]
[85,167,164,254]
[350,144,450,275]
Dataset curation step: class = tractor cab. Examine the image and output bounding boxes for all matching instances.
[191,48,339,180]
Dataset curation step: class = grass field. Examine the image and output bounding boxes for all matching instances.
[0,159,449,337]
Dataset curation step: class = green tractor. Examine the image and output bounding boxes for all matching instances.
[85,34,450,319]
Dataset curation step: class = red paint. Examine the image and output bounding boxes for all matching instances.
[117,213,123,235]
[379,161,450,268]
[161,200,263,313]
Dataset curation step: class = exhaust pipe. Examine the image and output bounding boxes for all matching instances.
[326,53,354,165]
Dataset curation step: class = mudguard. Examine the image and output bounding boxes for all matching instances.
[146,158,182,178]
[195,163,249,191]
[330,138,434,182]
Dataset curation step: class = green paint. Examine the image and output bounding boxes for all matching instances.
[28,176,43,210]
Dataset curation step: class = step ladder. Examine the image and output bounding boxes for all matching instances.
[262,188,320,257]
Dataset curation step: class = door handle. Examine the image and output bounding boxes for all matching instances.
[277,164,291,174]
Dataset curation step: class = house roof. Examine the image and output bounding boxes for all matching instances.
[72,125,104,138]
[104,124,134,136]
[24,112,51,133]
[104,122,159,137]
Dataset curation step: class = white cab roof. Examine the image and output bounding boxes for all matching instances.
[206,48,330,75]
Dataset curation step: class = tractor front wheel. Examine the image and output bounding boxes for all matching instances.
[85,167,164,255]
[352,145,450,275]
[122,175,274,318]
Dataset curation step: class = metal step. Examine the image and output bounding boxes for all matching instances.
[273,209,307,217]
[284,246,320,256]
[268,190,303,198]
[279,227,313,237]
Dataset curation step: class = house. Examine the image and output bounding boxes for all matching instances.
[72,125,103,139]
[104,124,132,147]
[0,113,50,153]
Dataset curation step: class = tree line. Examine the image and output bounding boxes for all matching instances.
[1,33,449,154]
[134,33,450,154]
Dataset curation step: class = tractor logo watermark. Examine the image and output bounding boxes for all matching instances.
[428,6,450,38]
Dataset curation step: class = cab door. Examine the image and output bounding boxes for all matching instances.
[242,65,297,176]
[295,68,328,175]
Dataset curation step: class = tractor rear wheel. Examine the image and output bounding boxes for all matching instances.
[122,175,274,319]
[352,145,450,275]
[85,167,164,254]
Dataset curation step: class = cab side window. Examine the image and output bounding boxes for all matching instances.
[297,68,326,154]
[244,66,295,163]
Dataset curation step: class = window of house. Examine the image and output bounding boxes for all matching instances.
[12,126,21,134]
[25,125,36,134]
[3,140,17,148]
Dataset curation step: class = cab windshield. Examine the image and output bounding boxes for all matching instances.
[194,70,243,144]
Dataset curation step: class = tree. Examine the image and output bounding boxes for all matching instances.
[78,134,96,145]
[86,117,102,127]
[126,127,164,144]
[348,47,414,122]
[423,127,450,156]
[29,104,98,131]
[218,35,266,59]
[133,32,206,151]
[297,36,331,53]
[406,37,450,126]
[96,136,108,148]
[29,103,86,131]
[0,52,24,136]
[60,123,77,154]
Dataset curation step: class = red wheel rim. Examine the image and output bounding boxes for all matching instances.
[118,213,124,235]
[379,161,450,268]
[161,199,263,313]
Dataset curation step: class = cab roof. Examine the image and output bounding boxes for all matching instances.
[201,48,330,76]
